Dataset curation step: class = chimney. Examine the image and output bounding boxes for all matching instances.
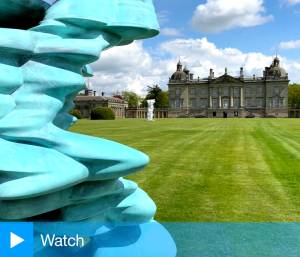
[94,91,96,96]
[85,89,94,96]
[190,73,194,80]
[101,92,105,97]
[209,69,214,79]
[253,74,256,80]
[225,67,228,75]
[240,67,244,78]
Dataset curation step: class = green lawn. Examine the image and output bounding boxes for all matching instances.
[70,118,300,222]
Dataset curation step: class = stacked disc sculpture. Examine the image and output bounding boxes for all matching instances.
[0,1,176,256]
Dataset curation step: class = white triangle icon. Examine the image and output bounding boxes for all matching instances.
[10,232,24,249]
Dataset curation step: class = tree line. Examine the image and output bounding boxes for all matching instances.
[289,84,300,108]
[119,85,169,109]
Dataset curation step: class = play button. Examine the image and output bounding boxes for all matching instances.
[10,232,25,249]
[0,222,33,257]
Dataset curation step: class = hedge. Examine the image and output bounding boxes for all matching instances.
[69,109,82,119]
[91,107,115,120]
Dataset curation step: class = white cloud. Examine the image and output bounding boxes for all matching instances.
[89,38,300,96]
[159,38,272,78]
[284,0,300,5]
[279,39,300,49]
[160,27,182,37]
[90,42,171,95]
[92,42,151,74]
[191,0,273,33]
[157,10,170,25]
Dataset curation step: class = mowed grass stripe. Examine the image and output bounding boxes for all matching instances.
[149,122,226,221]
[70,119,300,221]
[229,122,296,220]
[256,123,300,212]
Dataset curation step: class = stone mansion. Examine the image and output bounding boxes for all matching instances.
[168,57,289,118]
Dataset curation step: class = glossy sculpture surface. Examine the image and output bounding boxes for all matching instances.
[0,1,176,256]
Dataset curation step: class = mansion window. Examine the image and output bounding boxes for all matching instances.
[200,87,207,96]
[212,88,218,97]
[245,87,255,97]
[175,89,181,95]
[190,88,196,95]
[169,90,175,97]
[200,99,207,108]
[273,98,279,108]
[179,99,184,108]
[245,98,250,107]
[223,87,229,97]
[190,98,197,108]
[267,98,272,108]
[279,98,284,108]
[245,87,250,96]
[171,99,183,108]
[170,99,175,108]
[234,87,240,97]
[273,87,280,96]
[256,86,263,97]
[245,98,256,107]
[212,98,218,108]
[256,98,264,108]
[223,98,229,109]
[233,98,240,108]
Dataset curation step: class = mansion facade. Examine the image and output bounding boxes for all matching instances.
[168,58,289,118]
[74,90,128,118]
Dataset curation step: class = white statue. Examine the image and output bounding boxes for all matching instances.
[147,99,155,121]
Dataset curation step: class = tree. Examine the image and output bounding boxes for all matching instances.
[156,91,169,108]
[122,91,140,108]
[289,84,300,108]
[141,85,169,108]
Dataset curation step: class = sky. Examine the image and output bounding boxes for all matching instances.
[89,0,300,96]
[42,0,57,4]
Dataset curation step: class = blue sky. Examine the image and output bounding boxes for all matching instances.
[91,0,300,95]
[147,0,300,58]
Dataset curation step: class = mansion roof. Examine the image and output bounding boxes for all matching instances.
[75,95,127,104]
[169,57,289,85]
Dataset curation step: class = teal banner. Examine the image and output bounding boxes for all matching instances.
[2,222,300,257]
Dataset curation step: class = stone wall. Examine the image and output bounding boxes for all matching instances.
[289,109,300,118]
[125,108,168,119]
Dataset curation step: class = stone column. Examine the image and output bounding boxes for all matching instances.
[230,87,234,108]
[219,96,222,108]
[240,87,244,107]
[185,86,189,114]
[209,96,212,108]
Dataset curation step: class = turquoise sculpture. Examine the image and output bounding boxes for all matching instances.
[0,1,176,256]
